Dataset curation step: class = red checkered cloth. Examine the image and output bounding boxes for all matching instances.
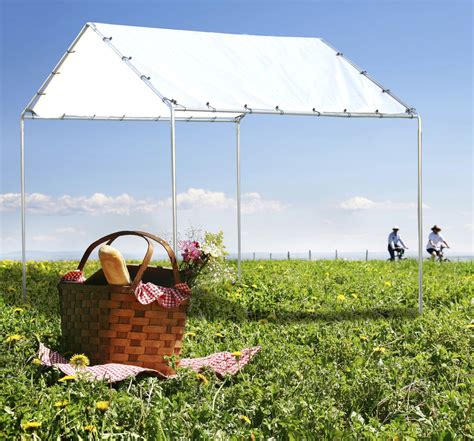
[60,271,191,308]
[135,281,191,307]
[38,343,261,383]
[61,270,86,283]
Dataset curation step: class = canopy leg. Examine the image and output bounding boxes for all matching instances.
[20,117,27,302]
[417,115,423,314]
[236,120,242,279]
[170,107,177,252]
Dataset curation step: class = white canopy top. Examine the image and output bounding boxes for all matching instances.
[25,22,413,121]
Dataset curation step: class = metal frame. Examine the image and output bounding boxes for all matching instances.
[18,24,424,314]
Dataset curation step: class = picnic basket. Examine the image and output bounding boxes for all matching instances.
[58,230,189,376]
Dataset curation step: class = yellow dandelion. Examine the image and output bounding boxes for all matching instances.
[196,373,209,385]
[185,332,196,337]
[96,401,110,411]
[214,332,224,338]
[83,425,96,432]
[384,281,392,287]
[22,421,41,430]
[360,335,368,341]
[31,358,42,366]
[231,351,242,358]
[70,354,90,369]
[5,334,23,343]
[251,284,258,289]
[239,415,251,424]
[325,272,330,277]
[351,293,358,299]
[374,346,387,353]
[14,307,25,313]
[337,294,346,301]
[54,400,69,408]
[58,375,76,383]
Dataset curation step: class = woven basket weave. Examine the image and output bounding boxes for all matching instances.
[58,231,188,376]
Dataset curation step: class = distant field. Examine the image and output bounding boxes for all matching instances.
[1,259,472,438]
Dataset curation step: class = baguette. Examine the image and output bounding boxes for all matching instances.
[98,245,131,286]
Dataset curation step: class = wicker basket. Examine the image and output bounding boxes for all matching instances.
[58,231,189,376]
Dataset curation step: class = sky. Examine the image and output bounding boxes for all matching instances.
[0,0,472,259]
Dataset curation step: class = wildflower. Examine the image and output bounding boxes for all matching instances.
[185,332,196,337]
[31,358,42,366]
[231,351,242,358]
[54,400,69,408]
[360,335,368,341]
[58,375,76,383]
[22,421,41,430]
[70,354,90,369]
[96,401,110,411]
[239,415,251,424]
[14,307,25,313]
[5,334,23,343]
[251,284,258,289]
[351,293,358,299]
[214,332,224,338]
[374,346,387,353]
[196,373,209,385]
[83,425,96,432]
[384,281,392,287]
[337,294,346,301]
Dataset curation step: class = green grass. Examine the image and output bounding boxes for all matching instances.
[0,259,472,439]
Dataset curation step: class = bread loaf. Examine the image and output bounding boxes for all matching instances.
[98,245,131,286]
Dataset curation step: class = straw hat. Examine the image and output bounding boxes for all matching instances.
[431,225,442,232]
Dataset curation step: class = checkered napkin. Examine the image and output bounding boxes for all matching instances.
[38,343,261,383]
[60,271,192,308]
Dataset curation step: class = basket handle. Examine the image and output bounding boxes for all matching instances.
[77,231,181,288]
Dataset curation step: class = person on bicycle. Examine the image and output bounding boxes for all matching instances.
[388,226,408,261]
[426,225,450,260]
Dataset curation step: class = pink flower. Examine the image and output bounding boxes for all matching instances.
[180,240,203,263]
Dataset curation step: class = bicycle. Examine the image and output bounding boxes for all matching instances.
[388,247,407,261]
[427,245,451,262]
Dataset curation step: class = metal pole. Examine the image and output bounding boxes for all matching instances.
[335,249,338,260]
[417,115,423,314]
[170,107,178,253]
[366,249,368,261]
[20,117,27,302]
[309,249,312,261]
[236,120,242,279]
[287,251,290,260]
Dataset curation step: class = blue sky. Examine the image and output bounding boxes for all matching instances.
[1,0,472,258]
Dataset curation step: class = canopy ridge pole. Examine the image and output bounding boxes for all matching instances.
[236,118,242,280]
[21,114,237,123]
[20,116,27,302]
[23,23,90,115]
[319,39,415,114]
[88,23,169,104]
[169,106,178,253]
[417,115,423,314]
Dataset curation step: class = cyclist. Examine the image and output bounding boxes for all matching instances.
[388,226,408,261]
[426,225,450,260]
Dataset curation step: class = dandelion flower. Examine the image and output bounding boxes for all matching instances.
[185,332,196,337]
[83,425,96,432]
[5,334,23,343]
[384,281,392,287]
[54,400,69,408]
[231,351,242,358]
[14,307,25,313]
[196,373,209,385]
[96,401,110,411]
[239,415,251,424]
[58,375,76,383]
[251,284,258,289]
[374,346,387,353]
[22,421,41,430]
[214,332,224,338]
[351,293,358,299]
[337,294,346,301]
[31,358,42,366]
[70,354,90,369]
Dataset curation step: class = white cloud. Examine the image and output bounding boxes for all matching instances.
[339,196,429,211]
[56,227,86,235]
[0,189,285,216]
[32,235,55,242]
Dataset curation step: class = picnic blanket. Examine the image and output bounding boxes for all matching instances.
[38,343,261,383]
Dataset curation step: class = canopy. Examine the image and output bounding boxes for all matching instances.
[25,22,413,121]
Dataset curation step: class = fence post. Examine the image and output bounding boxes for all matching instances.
[365,250,368,261]
[335,249,338,260]
[253,252,255,261]
[270,252,272,260]
[287,251,290,260]
[309,249,312,261]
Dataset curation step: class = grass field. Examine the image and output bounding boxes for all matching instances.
[1,259,472,439]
